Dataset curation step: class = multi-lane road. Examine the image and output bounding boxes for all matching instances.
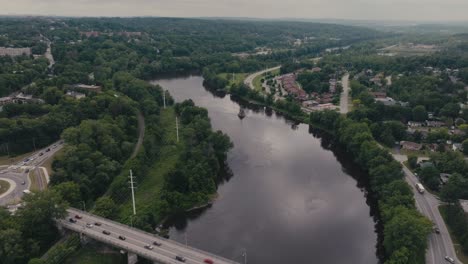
[60,208,239,264]
[392,154,461,264]
[0,141,63,206]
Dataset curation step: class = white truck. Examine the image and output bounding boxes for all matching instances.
[416,183,425,194]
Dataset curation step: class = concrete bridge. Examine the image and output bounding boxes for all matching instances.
[59,208,239,264]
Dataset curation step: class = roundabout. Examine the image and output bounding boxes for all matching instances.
[0,178,16,199]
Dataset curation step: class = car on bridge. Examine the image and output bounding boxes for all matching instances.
[144,244,154,250]
[445,256,455,263]
[153,241,162,247]
[69,218,77,223]
[175,256,186,262]
[204,259,214,264]
[102,230,111,235]
[75,215,82,219]
[118,235,126,240]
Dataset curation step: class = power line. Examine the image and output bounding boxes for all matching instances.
[129,170,137,215]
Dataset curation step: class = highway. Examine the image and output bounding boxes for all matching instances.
[0,141,63,206]
[392,154,461,264]
[60,208,239,264]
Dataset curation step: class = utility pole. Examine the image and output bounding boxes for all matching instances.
[129,170,136,215]
[176,117,179,143]
[163,90,166,109]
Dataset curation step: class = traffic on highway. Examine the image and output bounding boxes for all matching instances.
[0,141,63,206]
[60,208,239,264]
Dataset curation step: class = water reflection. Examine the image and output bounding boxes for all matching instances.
[152,75,381,264]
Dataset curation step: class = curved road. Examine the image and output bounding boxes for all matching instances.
[244,66,281,90]
[392,154,461,264]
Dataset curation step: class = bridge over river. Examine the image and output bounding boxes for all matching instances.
[59,208,239,264]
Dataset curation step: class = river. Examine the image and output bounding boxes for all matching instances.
[151,75,380,264]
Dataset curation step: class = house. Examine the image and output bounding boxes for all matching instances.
[452,143,463,152]
[419,161,434,169]
[370,92,387,99]
[425,120,445,127]
[375,97,397,106]
[329,79,337,93]
[0,97,13,106]
[400,141,423,151]
[66,91,86,100]
[72,84,102,93]
[311,67,321,73]
[408,121,423,127]
[440,173,452,185]
[0,47,32,57]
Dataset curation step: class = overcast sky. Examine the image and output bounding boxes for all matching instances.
[1,0,468,22]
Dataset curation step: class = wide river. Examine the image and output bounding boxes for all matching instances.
[151,75,380,264]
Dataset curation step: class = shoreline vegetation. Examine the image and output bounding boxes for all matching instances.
[204,72,431,263]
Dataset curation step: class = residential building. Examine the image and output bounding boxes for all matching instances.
[440,173,452,185]
[400,141,423,151]
[72,84,102,93]
[452,143,463,152]
[408,121,423,127]
[425,120,445,127]
[0,47,32,57]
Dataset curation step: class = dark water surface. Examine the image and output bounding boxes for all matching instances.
[151,76,379,264]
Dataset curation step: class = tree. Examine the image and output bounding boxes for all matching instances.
[52,181,81,207]
[407,155,418,169]
[42,87,63,105]
[93,196,118,219]
[419,165,440,190]
[440,103,461,119]
[412,105,427,122]
[462,139,468,155]
[383,207,432,263]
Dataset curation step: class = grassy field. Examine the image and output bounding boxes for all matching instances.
[64,245,126,264]
[252,74,264,91]
[0,179,10,196]
[218,72,247,86]
[0,151,35,166]
[28,171,41,191]
[118,107,184,220]
[439,205,468,264]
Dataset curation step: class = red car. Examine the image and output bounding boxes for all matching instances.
[75,215,82,219]
[204,259,214,264]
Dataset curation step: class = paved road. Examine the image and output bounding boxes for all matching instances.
[392,154,461,264]
[244,66,281,90]
[339,73,350,114]
[130,111,145,159]
[61,208,239,264]
[0,141,63,205]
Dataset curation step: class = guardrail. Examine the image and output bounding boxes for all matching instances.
[65,208,239,263]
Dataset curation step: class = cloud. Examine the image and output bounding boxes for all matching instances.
[1,0,468,21]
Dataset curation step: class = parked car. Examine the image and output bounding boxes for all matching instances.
[94,222,102,226]
[75,215,82,219]
[102,230,111,235]
[153,241,162,246]
[144,244,154,250]
[445,256,455,263]
[118,235,126,240]
[69,218,77,223]
[175,256,186,262]
[204,259,214,264]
